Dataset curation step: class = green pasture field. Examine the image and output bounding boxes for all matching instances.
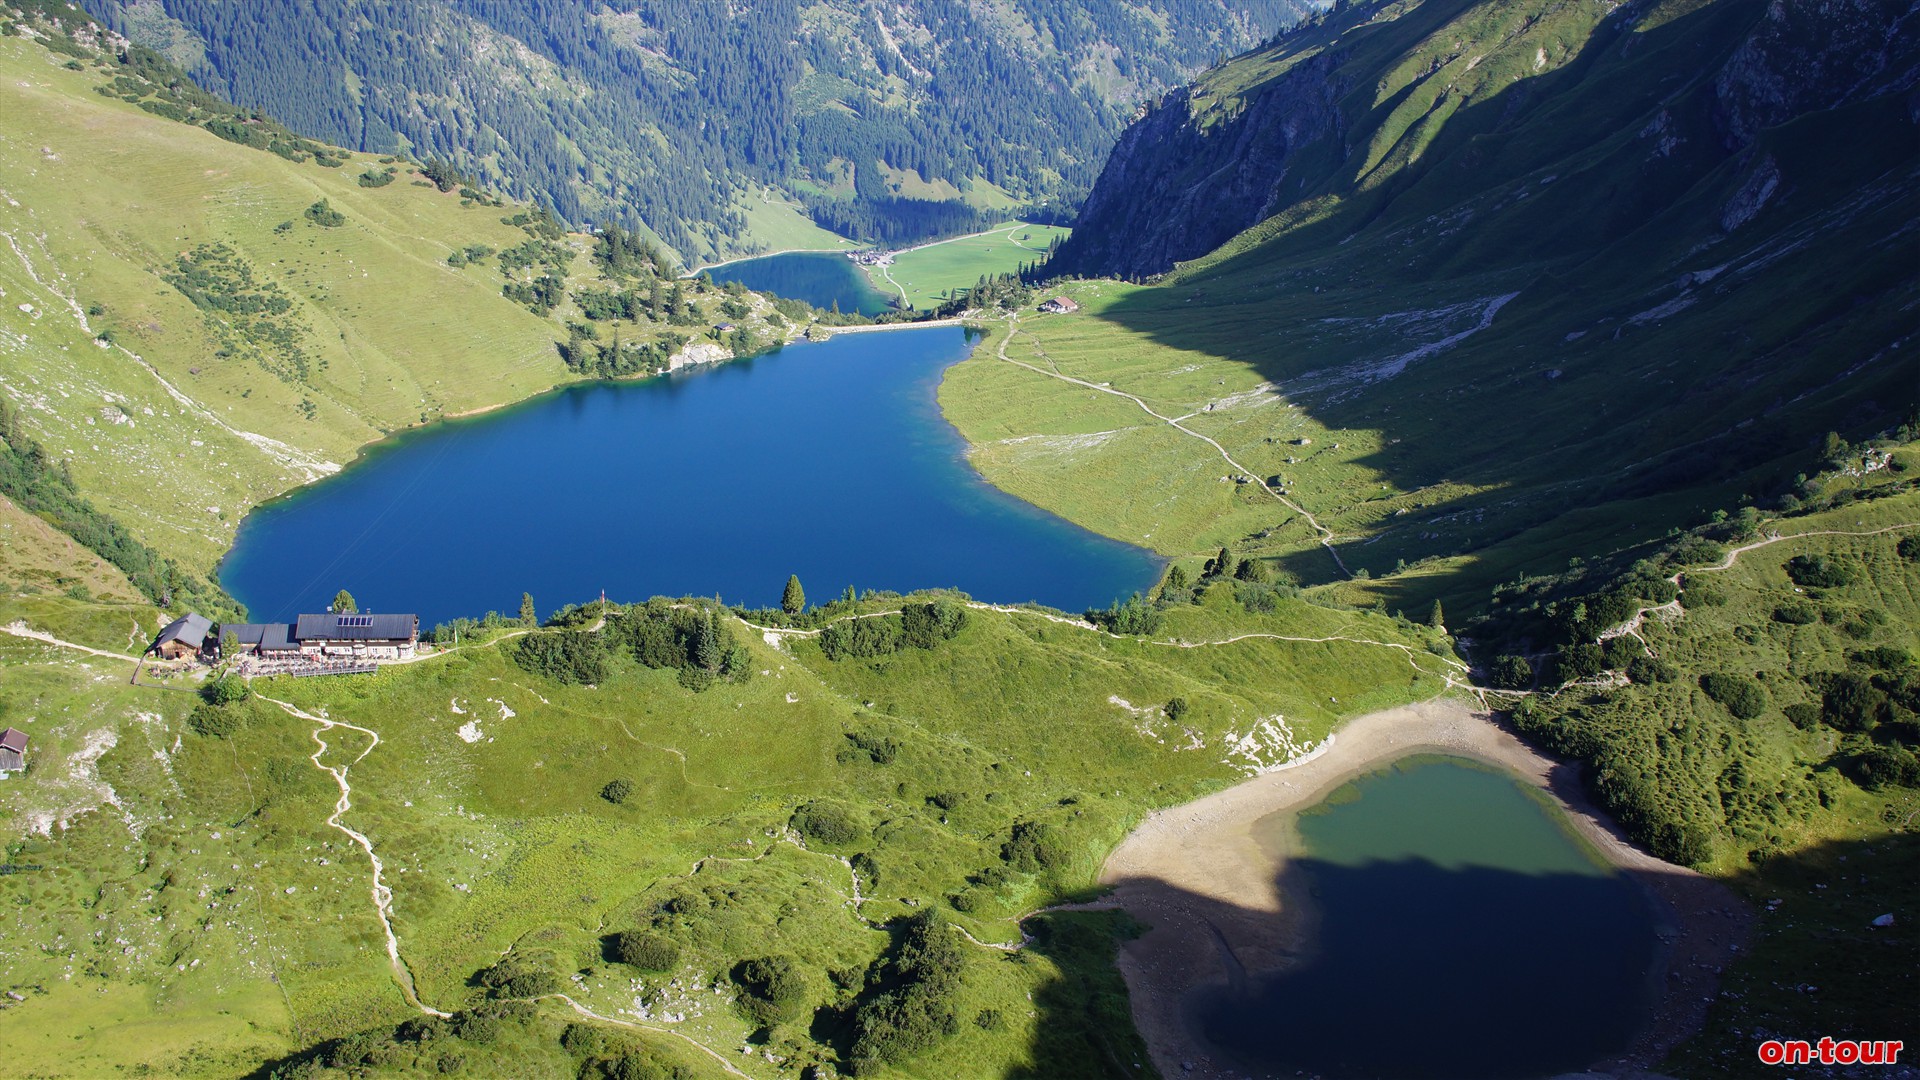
[866,223,1069,309]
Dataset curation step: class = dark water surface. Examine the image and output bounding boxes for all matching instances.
[704,251,895,316]
[222,327,1158,626]
[1195,755,1664,1079]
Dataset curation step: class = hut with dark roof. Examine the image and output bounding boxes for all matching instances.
[0,727,26,773]
[149,612,213,660]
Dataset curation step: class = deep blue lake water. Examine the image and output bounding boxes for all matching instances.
[704,251,896,316]
[1196,755,1664,1079]
[221,327,1159,627]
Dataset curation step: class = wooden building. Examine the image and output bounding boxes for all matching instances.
[294,612,420,660]
[0,727,26,774]
[1038,296,1080,314]
[219,622,300,658]
[149,612,213,660]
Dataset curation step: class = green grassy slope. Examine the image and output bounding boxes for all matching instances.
[0,589,1451,1077]
[864,223,1069,310]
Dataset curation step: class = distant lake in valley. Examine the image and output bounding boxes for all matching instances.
[1194,755,1663,1079]
[704,251,896,316]
[221,326,1159,627]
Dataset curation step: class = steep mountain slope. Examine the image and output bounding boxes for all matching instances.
[1051,0,1920,280]
[95,0,1309,261]
[943,0,1915,615]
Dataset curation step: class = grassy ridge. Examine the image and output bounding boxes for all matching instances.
[0,588,1450,1076]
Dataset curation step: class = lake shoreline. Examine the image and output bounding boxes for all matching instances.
[1098,696,1752,1079]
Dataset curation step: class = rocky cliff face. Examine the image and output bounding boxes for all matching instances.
[1050,0,1920,280]
[1050,49,1349,280]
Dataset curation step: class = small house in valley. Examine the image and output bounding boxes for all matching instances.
[1038,295,1080,314]
[0,727,26,774]
[150,612,213,660]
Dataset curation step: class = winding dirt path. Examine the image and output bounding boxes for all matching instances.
[2,620,140,662]
[545,995,756,1079]
[989,314,1352,575]
[736,601,1462,678]
[255,694,450,1018]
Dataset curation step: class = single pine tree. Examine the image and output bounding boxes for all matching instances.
[782,575,806,615]
[520,592,537,626]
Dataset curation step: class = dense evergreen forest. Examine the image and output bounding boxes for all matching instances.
[93,0,1306,259]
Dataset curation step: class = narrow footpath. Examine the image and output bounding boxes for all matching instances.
[990,314,1352,575]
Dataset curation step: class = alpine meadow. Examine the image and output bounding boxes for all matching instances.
[0,1,1915,1079]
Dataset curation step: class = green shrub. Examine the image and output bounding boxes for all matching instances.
[792,800,865,846]
[1626,656,1678,684]
[1666,537,1725,566]
[200,674,250,706]
[1819,671,1886,731]
[1701,673,1768,719]
[513,630,606,685]
[1786,554,1855,588]
[1783,702,1821,730]
[600,778,633,805]
[1557,643,1605,680]
[1086,593,1160,635]
[187,703,244,738]
[899,600,968,649]
[610,931,680,972]
[1772,599,1819,625]
[1600,635,1641,670]
[840,730,899,764]
[1897,535,1920,561]
[849,912,967,1073]
[1488,654,1533,689]
[1852,745,1920,790]
[731,955,809,1025]
[1001,820,1069,873]
[303,199,346,227]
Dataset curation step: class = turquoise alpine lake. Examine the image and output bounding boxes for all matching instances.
[220,326,1160,627]
[1195,755,1664,1079]
[704,251,896,316]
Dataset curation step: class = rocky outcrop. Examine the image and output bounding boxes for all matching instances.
[667,341,733,371]
[1711,0,1920,148]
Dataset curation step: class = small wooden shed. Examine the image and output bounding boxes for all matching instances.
[0,727,27,773]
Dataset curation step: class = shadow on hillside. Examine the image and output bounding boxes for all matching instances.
[1011,826,1919,1080]
[1051,0,1918,602]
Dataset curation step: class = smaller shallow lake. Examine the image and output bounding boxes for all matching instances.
[1194,755,1663,1079]
[221,327,1158,627]
[704,251,896,316]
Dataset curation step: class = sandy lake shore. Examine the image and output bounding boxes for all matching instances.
[1097,696,1752,1079]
